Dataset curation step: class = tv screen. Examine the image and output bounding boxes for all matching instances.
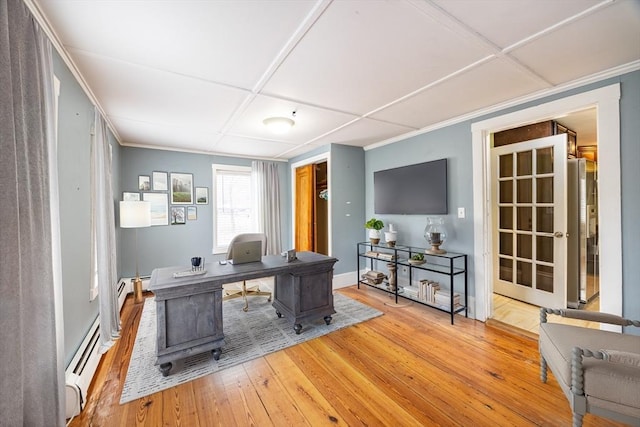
[374,159,447,214]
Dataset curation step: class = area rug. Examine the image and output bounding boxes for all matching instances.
[120,293,382,403]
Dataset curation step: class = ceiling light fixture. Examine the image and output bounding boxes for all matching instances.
[263,111,296,134]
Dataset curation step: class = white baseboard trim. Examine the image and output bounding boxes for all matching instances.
[332,271,358,289]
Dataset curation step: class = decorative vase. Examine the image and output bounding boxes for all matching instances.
[384,223,397,247]
[424,217,447,254]
[369,229,381,245]
[387,262,397,291]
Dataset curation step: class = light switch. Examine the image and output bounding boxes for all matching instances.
[458,207,465,218]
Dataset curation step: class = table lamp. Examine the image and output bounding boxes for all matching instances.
[119,201,151,303]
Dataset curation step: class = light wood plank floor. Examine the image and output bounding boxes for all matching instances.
[491,293,601,335]
[70,285,625,427]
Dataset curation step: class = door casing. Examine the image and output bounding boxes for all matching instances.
[471,84,622,326]
[290,152,332,255]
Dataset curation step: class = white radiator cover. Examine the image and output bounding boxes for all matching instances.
[65,279,128,420]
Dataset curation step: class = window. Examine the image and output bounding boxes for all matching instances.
[212,164,254,253]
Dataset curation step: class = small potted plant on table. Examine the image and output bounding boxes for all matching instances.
[365,218,384,245]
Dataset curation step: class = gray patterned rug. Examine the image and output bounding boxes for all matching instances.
[120,293,382,404]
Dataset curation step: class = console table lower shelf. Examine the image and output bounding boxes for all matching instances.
[360,281,467,318]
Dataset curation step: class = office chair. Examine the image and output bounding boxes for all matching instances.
[223,233,271,312]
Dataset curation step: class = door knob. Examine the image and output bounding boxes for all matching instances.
[554,231,565,238]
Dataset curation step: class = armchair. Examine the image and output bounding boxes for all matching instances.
[538,308,640,427]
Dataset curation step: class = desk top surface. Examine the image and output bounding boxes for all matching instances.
[149,251,337,292]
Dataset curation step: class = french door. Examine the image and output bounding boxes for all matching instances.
[491,134,567,308]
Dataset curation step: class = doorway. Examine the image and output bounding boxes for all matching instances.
[471,84,622,325]
[292,155,330,256]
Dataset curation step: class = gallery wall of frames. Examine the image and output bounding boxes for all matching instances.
[122,171,209,226]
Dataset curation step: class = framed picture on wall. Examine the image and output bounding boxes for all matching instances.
[187,206,197,220]
[138,175,151,191]
[122,191,140,201]
[170,172,193,204]
[171,206,186,225]
[152,171,168,191]
[195,187,208,204]
[143,192,169,226]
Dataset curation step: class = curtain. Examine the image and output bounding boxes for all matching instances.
[252,161,282,255]
[0,1,65,425]
[92,108,120,353]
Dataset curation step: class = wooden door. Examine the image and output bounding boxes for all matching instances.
[295,164,314,251]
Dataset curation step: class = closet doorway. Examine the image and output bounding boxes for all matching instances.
[293,159,329,255]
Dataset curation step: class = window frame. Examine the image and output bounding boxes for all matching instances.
[211,164,254,254]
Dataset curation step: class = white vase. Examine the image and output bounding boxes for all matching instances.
[384,231,397,247]
[368,229,381,244]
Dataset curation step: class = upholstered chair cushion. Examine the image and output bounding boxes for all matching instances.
[539,322,640,417]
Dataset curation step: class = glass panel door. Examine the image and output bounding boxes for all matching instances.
[492,134,567,308]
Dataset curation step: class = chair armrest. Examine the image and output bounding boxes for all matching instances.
[600,349,640,368]
[540,307,640,327]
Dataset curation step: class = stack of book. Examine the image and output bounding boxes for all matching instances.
[363,251,397,261]
[418,280,440,303]
[434,290,462,308]
[376,252,396,261]
[361,270,386,285]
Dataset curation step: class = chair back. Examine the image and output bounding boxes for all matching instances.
[226,233,268,260]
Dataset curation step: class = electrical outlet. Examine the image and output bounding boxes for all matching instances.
[457,207,465,218]
[400,266,409,275]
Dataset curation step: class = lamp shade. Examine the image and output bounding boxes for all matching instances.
[119,201,151,228]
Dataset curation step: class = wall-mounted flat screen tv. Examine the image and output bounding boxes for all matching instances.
[374,159,447,214]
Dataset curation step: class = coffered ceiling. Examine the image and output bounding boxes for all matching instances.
[32,0,640,159]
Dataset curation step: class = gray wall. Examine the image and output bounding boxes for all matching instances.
[54,51,122,365]
[618,71,640,326]
[364,70,640,325]
[118,147,289,278]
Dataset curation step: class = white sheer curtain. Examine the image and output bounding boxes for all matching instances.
[0,1,65,424]
[252,161,282,255]
[92,108,120,353]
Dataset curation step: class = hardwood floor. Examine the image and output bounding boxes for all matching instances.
[69,286,626,427]
[491,293,601,335]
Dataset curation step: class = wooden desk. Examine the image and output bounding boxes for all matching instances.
[149,251,337,376]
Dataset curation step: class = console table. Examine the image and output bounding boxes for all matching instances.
[149,251,337,375]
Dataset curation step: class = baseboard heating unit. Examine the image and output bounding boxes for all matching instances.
[65,279,128,420]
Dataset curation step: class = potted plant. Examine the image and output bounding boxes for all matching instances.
[365,218,384,244]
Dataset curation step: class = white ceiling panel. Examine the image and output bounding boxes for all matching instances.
[32,0,640,159]
[312,118,416,147]
[111,117,221,152]
[272,142,328,160]
[229,94,357,144]
[372,57,548,128]
[263,0,493,115]
[509,1,640,85]
[69,52,248,134]
[39,0,318,88]
[214,135,297,159]
[432,0,603,49]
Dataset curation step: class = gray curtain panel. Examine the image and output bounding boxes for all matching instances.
[252,161,283,255]
[0,1,65,425]
[92,108,121,353]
